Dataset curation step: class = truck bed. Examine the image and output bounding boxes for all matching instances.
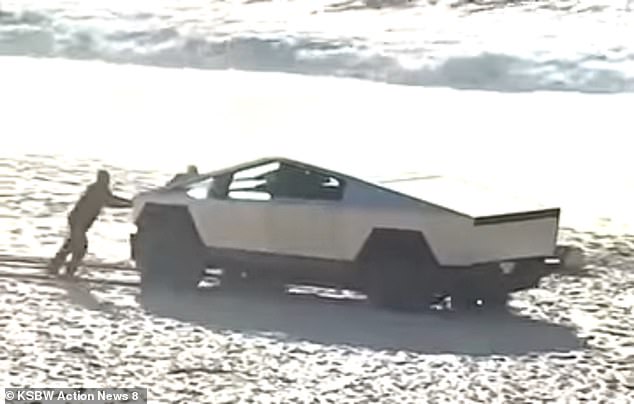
[379,175,556,219]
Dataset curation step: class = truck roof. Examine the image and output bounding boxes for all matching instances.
[170,157,558,218]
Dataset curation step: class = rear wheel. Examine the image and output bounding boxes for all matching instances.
[362,251,435,311]
[358,230,441,312]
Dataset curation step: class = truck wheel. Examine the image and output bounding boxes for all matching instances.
[362,251,433,311]
[141,235,204,295]
[136,207,205,297]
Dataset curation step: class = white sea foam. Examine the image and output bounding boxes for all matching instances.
[1,0,634,92]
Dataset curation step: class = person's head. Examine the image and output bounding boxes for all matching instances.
[96,169,110,185]
[187,165,198,175]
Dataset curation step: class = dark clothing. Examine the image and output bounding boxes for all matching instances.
[49,181,131,277]
[49,225,88,277]
[68,182,130,230]
[209,173,232,199]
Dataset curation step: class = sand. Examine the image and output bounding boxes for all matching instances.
[1,155,634,403]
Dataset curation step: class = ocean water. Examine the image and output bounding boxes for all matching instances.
[0,0,633,241]
[0,1,632,268]
[1,0,634,92]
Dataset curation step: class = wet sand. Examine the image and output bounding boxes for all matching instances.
[1,155,634,402]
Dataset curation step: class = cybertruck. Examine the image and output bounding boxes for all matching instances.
[129,157,584,311]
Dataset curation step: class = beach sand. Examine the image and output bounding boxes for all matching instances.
[1,154,634,403]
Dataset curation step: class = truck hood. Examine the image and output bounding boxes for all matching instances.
[131,189,190,222]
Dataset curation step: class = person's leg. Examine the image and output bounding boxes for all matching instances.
[66,228,88,278]
[48,234,72,275]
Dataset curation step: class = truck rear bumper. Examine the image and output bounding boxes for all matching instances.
[552,245,585,273]
[469,244,585,275]
[446,245,585,296]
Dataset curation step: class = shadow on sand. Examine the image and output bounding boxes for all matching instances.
[139,287,582,356]
[57,279,117,313]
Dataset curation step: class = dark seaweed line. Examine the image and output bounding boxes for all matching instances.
[0,269,140,288]
[0,253,135,271]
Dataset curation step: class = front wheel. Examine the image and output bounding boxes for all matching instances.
[135,206,206,298]
[140,237,205,296]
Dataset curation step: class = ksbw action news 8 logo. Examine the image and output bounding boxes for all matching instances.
[2,387,148,403]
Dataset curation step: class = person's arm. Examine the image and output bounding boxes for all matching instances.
[165,174,183,187]
[107,191,133,208]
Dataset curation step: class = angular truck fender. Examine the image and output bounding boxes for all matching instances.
[130,202,205,262]
[354,228,441,267]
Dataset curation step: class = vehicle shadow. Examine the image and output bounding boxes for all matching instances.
[138,286,582,356]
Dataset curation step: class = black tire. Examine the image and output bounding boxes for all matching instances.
[135,207,205,297]
[357,230,440,312]
[362,251,433,312]
[141,237,204,295]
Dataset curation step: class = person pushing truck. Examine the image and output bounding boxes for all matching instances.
[48,165,202,279]
[48,169,132,278]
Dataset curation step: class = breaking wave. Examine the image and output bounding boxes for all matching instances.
[1,3,634,92]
